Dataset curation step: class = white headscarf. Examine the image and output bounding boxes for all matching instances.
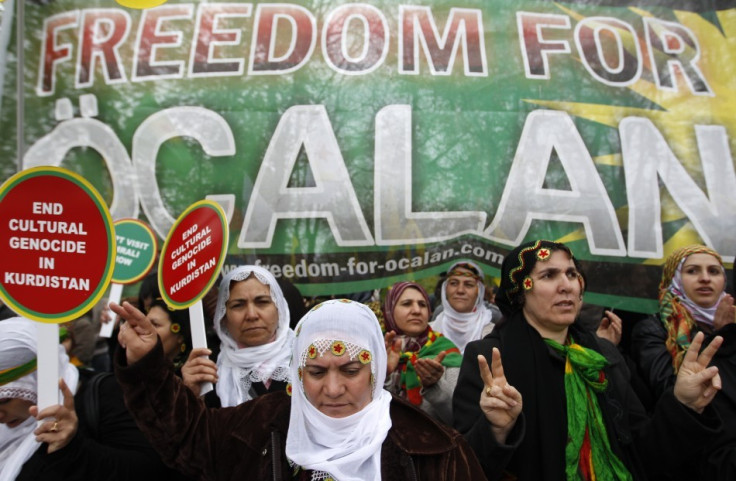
[431,260,494,353]
[0,317,79,481]
[286,299,393,481]
[213,265,295,407]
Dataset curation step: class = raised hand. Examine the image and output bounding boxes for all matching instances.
[384,331,401,375]
[478,348,522,444]
[673,331,723,413]
[30,379,78,454]
[713,294,735,331]
[181,347,218,396]
[596,310,622,346]
[110,301,159,364]
[415,351,446,387]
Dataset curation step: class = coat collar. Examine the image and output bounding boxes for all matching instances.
[386,395,457,455]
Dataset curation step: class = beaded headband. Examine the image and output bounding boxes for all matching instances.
[497,240,576,316]
[506,240,549,299]
[447,263,482,282]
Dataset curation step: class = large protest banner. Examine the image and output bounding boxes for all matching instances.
[0,0,734,313]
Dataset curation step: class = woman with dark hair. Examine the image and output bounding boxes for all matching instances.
[382,281,462,424]
[144,297,192,369]
[132,274,193,369]
[453,240,723,481]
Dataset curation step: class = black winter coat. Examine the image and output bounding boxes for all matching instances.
[454,317,721,481]
[631,317,736,480]
[17,370,186,481]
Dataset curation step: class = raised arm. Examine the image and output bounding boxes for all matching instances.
[114,329,252,479]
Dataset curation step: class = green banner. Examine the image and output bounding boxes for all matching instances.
[1,0,735,312]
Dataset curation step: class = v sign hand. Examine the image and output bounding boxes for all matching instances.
[674,331,723,413]
[478,348,522,444]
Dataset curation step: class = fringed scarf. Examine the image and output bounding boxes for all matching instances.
[544,338,632,481]
[398,329,462,405]
[212,266,294,406]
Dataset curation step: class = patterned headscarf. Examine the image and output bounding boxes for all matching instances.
[381,282,462,405]
[382,281,432,350]
[286,300,392,481]
[212,265,294,406]
[496,240,579,317]
[431,260,494,353]
[658,245,726,371]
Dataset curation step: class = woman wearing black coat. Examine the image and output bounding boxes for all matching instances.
[453,240,724,481]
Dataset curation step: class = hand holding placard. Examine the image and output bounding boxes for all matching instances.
[181,347,218,396]
[158,200,228,396]
[30,378,79,453]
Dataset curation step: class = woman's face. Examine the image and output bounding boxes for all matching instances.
[0,398,33,428]
[680,253,725,308]
[147,306,184,360]
[522,250,582,342]
[302,351,372,418]
[392,287,429,337]
[224,277,280,348]
[445,267,480,313]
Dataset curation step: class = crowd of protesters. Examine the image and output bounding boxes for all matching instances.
[0,240,734,480]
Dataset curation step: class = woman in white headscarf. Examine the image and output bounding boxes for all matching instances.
[0,318,78,481]
[113,298,486,480]
[285,299,392,479]
[0,317,178,481]
[182,265,294,406]
[431,261,497,353]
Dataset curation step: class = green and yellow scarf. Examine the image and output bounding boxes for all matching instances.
[399,329,462,405]
[544,338,633,481]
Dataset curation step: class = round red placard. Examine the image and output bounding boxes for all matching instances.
[0,167,115,323]
[158,200,228,309]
